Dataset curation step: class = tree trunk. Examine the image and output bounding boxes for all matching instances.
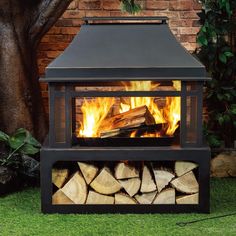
[0,24,48,141]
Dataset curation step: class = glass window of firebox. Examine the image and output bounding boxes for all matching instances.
[182,82,203,147]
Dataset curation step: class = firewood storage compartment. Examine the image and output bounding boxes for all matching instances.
[40,17,210,213]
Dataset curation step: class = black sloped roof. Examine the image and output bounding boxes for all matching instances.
[45,20,207,81]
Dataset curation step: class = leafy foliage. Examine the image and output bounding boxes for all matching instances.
[196,0,236,147]
[121,0,141,14]
[0,128,40,177]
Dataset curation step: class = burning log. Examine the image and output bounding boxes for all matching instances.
[140,165,157,193]
[153,188,175,204]
[52,169,69,188]
[171,171,199,194]
[99,105,156,137]
[90,167,122,195]
[115,193,137,204]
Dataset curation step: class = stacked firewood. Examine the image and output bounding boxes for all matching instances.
[52,161,199,205]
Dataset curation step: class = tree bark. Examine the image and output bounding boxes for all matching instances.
[0,0,73,141]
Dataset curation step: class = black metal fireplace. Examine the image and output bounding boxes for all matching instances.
[40,17,210,214]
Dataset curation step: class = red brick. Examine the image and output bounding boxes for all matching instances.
[146,1,169,10]
[62,10,85,19]
[103,0,121,10]
[169,1,193,11]
[79,0,101,10]
[179,27,200,35]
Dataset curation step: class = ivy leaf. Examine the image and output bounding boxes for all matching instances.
[230,104,236,115]
[207,134,221,147]
[224,51,234,57]
[219,53,227,63]
[0,131,9,142]
[197,35,208,46]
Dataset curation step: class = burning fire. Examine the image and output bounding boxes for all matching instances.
[78,97,114,137]
[77,81,181,138]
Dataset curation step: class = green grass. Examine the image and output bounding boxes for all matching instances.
[0,178,236,236]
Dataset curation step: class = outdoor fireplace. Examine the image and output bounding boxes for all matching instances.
[40,17,210,213]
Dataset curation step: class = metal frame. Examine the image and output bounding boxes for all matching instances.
[41,144,210,214]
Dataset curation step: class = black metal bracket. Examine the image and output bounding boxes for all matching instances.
[83,16,168,25]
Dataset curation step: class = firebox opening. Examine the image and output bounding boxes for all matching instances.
[72,81,181,146]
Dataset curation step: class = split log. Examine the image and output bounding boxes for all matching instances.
[175,161,198,177]
[153,188,175,204]
[171,171,199,194]
[52,169,69,188]
[86,191,114,204]
[90,167,122,195]
[115,162,139,179]
[78,162,98,184]
[153,169,175,192]
[52,189,74,205]
[140,165,157,193]
[134,191,157,204]
[176,193,199,204]
[99,105,155,137]
[211,152,236,177]
[115,193,137,204]
[119,178,141,197]
[61,171,87,204]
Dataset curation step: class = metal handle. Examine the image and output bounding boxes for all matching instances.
[83,17,168,25]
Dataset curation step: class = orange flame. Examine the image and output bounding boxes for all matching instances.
[119,81,166,124]
[78,97,115,137]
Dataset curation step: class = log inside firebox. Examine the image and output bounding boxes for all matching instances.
[98,105,156,137]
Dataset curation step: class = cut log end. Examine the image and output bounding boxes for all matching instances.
[175,161,198,177]
[153,188,175,204]
[135,191,157,204]
[140,165,157,193]
[78,162,98,184]
[115,162,139,179]
[176,193,199,204]
[86,191,114,204]
[52,168,69,188]
[153,169,175,192]
[115,193,137,204]
[90,167,121,195]
[119,178,141,197]
[52,189,74,205]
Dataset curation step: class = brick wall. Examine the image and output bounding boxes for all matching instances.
[37,0,202,112]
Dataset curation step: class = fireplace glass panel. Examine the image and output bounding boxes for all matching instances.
[186,96,198,144]
[73,95,180,146]
[54,96,66,143]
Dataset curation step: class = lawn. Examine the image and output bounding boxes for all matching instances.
[0,178,236,236]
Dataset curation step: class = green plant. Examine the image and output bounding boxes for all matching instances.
[121,0,141,14]
[196,0,236,147]
[0,128,41,177]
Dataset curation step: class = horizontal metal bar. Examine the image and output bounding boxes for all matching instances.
[39,77,211,83]
[83,17,168,24]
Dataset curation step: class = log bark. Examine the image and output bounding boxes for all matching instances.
[99,105,155,136]
[61,171,87,204]
[119,178,141,197]
[52,189,74,205]
[52,169,69,188]
[153,169,175,192]
[153,188,175,204]
[171,171,199,194]
[115,162,139,180]
[175,161,198,177]
[0,0,73,141]
[134,191,157,204]
[86,191,114,204]
[90,167,122,195]
[115,193,137,204]
[211,152,236,177]
[140,165,157,193]
[78,162,98,185]
[176,193,199,204]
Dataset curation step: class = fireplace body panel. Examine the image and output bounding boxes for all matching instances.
[41,144,210,213]
[41,17,211,213]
